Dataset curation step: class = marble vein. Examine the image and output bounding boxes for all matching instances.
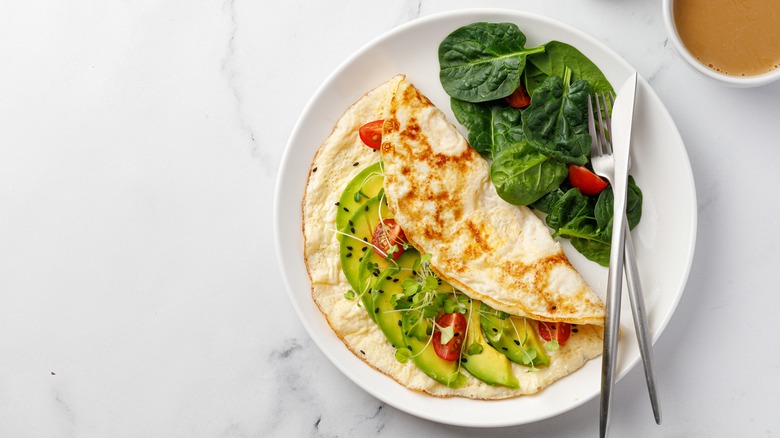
[220,0,268,164]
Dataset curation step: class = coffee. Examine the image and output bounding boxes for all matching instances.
[673,0,780,77]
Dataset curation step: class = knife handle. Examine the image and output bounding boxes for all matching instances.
[624,227,662,424]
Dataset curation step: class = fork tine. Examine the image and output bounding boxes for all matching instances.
[602,93,613,143]
[594,93,610,154]
[587,95,601,156]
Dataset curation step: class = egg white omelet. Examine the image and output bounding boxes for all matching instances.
[302,75,604,399]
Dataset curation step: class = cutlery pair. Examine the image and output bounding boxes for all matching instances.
[587,73,661,437]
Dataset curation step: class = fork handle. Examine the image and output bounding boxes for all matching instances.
[624,226,662,424]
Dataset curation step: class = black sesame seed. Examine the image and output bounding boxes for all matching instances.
[353,162,359,166]
[312,167,317,172]
[551,306,557,310]
[360,350,365,355]
[335,201,340,206]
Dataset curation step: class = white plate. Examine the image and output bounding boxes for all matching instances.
[274,9,696,427]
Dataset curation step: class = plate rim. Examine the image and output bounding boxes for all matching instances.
[274,8,697,427]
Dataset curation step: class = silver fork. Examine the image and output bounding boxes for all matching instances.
[588,92,661,432]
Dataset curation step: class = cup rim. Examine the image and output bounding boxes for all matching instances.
[662,0,780,87]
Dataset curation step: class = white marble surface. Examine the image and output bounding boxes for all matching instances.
[2,0,779,436]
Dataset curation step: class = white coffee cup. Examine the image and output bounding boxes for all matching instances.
[662,0,780,87]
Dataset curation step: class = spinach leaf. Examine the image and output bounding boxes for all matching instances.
[545,188,593,233]
[523,61,549,96]
[564,217,611,267]
[450,98,525,158]
[595,176,643,238]
[531,186,567,213]
[439,22,545,103]
[490,143,568,206]
[545,189,611,266]
[522,68,593,165]
[527,41,613,94]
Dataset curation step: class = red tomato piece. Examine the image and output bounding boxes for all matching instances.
[504,84,531,108]
[432,313,467,361]
[538,321,572,347]
[567,164,608,196]
[359,119,384,150]
[371,218,407,260]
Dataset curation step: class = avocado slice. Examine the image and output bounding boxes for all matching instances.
[368,250,420,348]
[461,300,520,388]
[335,162,384,238]
[401,311,467,388]
[480,303,550,367]
[339,194,390,297]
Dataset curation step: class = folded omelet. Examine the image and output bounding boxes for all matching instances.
[302,75,604,399]
[382,79,606,326]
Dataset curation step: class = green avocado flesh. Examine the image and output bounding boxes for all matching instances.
[462,300,520,389]
[368,250,419,348]
[402,311,467,389]
[335,162,385,238]
[339,194,390,297]
[480,303,550,367]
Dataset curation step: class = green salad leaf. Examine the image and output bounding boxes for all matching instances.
[527,41,614,95]
[490,142,568,206]
[450,98,525,158]
[522,68,593,165]
[439,22,545,103]
[595,176,644,237]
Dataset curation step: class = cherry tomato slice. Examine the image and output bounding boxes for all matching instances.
[567,164,608,195]
[504,84,531,108]
[359,119,384,150]
[371,218,407,260]
[432,313,467,361]
[538,321,572,347]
